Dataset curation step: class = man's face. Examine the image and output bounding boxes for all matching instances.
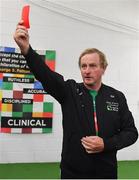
[80,53,105,89]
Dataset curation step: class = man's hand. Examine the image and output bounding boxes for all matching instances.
[81,136,104,153]
[13,20,30,55]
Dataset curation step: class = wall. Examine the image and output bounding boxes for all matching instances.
[0,0,139,163]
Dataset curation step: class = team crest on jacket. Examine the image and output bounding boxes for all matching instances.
[106,101,119,112]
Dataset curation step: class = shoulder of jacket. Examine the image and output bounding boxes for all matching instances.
[65,79,84,92]
[66,79,80,86]
[102,84,125,98]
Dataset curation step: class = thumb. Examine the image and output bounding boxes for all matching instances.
[18,19,24,26]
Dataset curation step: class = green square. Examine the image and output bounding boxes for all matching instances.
[3,82,13,90]
[42,128,52,133]
[43,102,53,112]
[23,104,33,112]
[45,50,56,61]
[24,74,34,79]
[13,112,23,117]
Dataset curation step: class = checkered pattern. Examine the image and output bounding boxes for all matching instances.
[0,46,56,133]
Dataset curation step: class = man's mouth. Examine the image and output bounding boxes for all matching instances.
[85,77,91,80]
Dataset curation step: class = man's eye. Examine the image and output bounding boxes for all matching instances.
[81,64,86,68]
[90,64,97,68]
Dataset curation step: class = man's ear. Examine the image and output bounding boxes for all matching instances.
[102,67,107,75]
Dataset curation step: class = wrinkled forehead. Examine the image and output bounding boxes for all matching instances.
[80,53,100,64]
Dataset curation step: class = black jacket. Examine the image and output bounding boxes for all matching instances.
[24,46,138,177]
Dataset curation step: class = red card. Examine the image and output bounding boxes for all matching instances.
[21,5,30,28]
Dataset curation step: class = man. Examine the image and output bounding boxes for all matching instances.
[14,21,138,179]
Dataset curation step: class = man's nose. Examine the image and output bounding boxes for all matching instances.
[85,66,91,73]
